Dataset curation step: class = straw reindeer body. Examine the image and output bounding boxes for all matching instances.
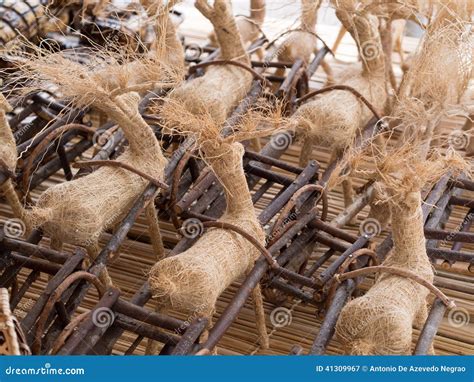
[0,94,166,271]
[0,91,168,283]
[148,2,269,350]
[28,93,167,250]
[149,142,264,318]
[336,190,433,354]
[292,6,386,206]
[162,0,253,127]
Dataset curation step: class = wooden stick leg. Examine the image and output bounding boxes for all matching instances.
[299,139,313,167]
[252,284,269,350]
[331,25,346,54]
[145,202,166,261]
[145,303,166,355]
[87,243,114,288]
[342,178,354,209]
[320,59,334,85]
[251,137,262,152]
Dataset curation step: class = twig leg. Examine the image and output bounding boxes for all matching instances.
[299,138,313,167]
[145,303,166,355]
[331,25,346,54]
[145,202,166,261]
[87,243,114,288]
[342,177,354,209]
[252,284,269,350]
[251,137,262,152]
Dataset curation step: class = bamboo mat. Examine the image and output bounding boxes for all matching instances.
[1,2,473,356]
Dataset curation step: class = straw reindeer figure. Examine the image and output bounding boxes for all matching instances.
[334,146,467,354]
[368,1,472,227]
[291,0,387,208]
[2,92,168,286]
[0,6,185,285]
[208,0,266,56]
[149,104,279,352]
[161,0,254,128]
[274,0,333,83]
[334,3,472,353]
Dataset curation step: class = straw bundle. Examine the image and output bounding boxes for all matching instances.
[293,7,386,154]
[394,2,472,152]
[367,2,472,224]
[29,92,167,248]
[3,23,183,282]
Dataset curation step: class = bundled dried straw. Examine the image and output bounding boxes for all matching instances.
[331,7,471,351]
[393,1,472,151]
[293,2,386,155]
[28,92,167,248]
[162,0,253,127]
[150,142,262,315]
